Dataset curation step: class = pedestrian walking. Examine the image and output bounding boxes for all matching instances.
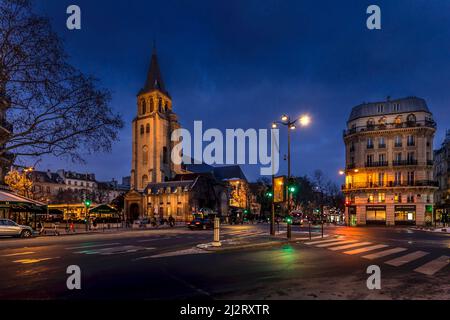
[37,221,45,235]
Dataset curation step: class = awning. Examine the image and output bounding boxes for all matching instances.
[89,204,119,215]
[0,190,46,212]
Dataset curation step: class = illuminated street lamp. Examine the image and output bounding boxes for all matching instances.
[271,113,312,239]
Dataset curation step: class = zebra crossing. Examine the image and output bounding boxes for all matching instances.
[303,236,449,276]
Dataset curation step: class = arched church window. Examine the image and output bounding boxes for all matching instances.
[162,146,168,164]
[164,102,168,112]
[140,125,144,135]
[158,98,163,113]
[142,175,148,188]
[149,98,154,112]
[143,145,148,165]
[141,100,146,114]
[146,123,150,133]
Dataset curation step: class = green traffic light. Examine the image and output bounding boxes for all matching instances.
[286,217,293,224]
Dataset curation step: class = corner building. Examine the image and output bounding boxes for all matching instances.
[343,97,437,226]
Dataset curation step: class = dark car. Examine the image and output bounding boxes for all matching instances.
[187,217,213,230]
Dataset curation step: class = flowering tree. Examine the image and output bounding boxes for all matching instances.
[4,168,33,197]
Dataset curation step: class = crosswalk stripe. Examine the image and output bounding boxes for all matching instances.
[362,247,407,260]
[296,235,330,241]
[414,255,449,276]
[343,244,388,255]
[305,237,343,245]
[385,251,429,267]
[329,242,372,251]
[316,240,357,248]
[75,245,153,255]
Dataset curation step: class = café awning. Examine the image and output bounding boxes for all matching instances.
[0,190,46,212]
[89,204,119,215]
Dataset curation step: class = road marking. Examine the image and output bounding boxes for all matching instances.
[134,248,210,260]
[305,237,343,245]
[385,251,429,267]
[316,240,358,248]
[2,251,35,257]
[414,255,449,276]
[75,245,153,255]
[66,243,120,250]
[329,242,372,251]
[13,257,59,264]
[295,235,330,241]
[137,237,171,243]
[362,247,407,260]
[343,244,388,255]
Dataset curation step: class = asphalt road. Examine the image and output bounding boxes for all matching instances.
[0,224,448,300]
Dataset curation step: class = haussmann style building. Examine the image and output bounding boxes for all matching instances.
[342,97,438,226]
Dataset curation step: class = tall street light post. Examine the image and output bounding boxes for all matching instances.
[272,114,311,240]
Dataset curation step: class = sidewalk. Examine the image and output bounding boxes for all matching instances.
[410,226,450,234]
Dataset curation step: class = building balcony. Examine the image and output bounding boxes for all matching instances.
[394,143,403,148]
[343,120,436,137]
[342,180,439,191]
[392,160,418,166]
[365,161,389,168]
[378,144,386,149]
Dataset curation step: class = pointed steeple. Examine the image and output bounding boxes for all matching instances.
[140,44,169,97]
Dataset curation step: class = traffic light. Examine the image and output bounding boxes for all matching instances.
[84,200,91,208]
[286,216,293,225]
[288,185,297,193]
[265,190,273,198]
[244,209,249,214]
[345,200,351,207]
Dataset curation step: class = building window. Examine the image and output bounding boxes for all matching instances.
[140,125,144,135]
[407,194,414,203]
[367,138,374,149]
[158,98,163,112]
[393,104,401,112]
[406,114,416,125]
[395,136,402,147]
[367,154,374,166]
[377,104,384,113]
[368,194,374,203]
[394,193,402,203]
[150,98,154,112]
[378,172,385,186]
[407,171,415,185]
[379,153,386,163]
[378,137,386,148]
[395,152,402,162]
[407,135,415,146]
[146,123,150,133]
[394,172,402,185]
[162,146,168,164]
[143,146,149,165]
[367,119,375,128]
[378,193,385,203]
[141,100,146,114]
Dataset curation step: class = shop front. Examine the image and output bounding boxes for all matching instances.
[348,206,357,226]
[394,205,416,225]
[366,205,386,225]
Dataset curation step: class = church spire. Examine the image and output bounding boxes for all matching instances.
[140,44,169,96]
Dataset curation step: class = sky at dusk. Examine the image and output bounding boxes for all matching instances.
[30,0,450,184]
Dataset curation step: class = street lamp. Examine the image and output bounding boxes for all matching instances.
[271,113,311,239]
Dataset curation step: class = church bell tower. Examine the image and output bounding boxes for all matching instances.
[130,47,181,190]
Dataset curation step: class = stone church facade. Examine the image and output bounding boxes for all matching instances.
[124,49,231,222]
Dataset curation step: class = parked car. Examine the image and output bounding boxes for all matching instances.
[0,219,34,238]
[187,217,213,230]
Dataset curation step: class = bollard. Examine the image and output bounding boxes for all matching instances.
[212,217,221,247]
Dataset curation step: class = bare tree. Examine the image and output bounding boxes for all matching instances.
[0,0,123,167]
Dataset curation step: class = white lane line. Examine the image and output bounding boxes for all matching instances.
[414,255,449,276]
[385,251,429,267]
[305,237,343,245]
[75,245,153,255]
[316,240,358,248]
[329,242,372,251]
[343,244,388,255]
[137,237,171,243]
[2,251,35,257]
[362,247,407,260]
[66,243,120,250]
[134,248,210,260]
